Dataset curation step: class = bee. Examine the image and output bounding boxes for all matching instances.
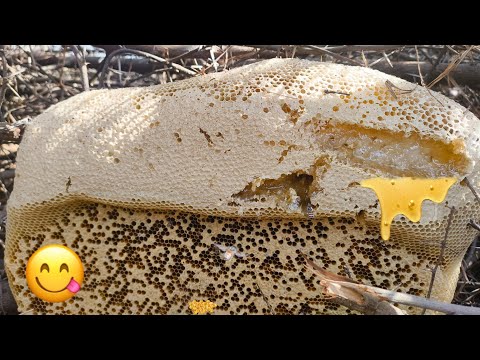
[306,202,314,219]
[288,194,301,212]
[213,243,248,261]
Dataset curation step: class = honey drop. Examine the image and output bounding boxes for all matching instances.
[361,177,456,240]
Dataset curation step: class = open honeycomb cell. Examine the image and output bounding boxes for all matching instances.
[5,58,480,314]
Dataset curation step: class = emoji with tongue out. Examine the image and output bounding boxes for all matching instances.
[26,244,84,303]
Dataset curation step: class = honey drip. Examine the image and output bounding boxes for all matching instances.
[361,177,456,240]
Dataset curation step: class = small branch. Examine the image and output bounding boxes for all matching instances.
[428,45,448,80]
[457,281,480,286]
[360,51,368,67]
[253,282,274,314]
[466,235,479,268]
[382,51,394,68]
[468,220,480,232]
[250,45,406,57]
[15,75,55,105]
[70,45,90,91]
[367,284,480,314]
[98,48,196,88]
[317,45,405,53]
[413,46,444,107]
[124,67,173,87]
[303,254,406,315]
[423,206,456,311]
[415,46,426,86]
[0,50,8,122]
[27,45,38,70]
[237,45,366,66]
[327,290,406,315]
[303,45,363,66]
[202,45,232,73]
[427,45,476,89]
[372,61,480,88]
[462,177,480,205]
[11,46,480,89]
[303,253,480,315]
[96,45,266,60]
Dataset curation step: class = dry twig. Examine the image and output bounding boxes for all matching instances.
[70,45,90,91]
[253,282,274,314]
[415,45,444,107]
[304,45,363,66]
[303,254,405,315]
[98,48,196,88]
[303,253,480,315]
[427,46,477,89]
[423,205,456,313]
[372,61,480,89]
[0,49,8,122]
[462,176,480,205]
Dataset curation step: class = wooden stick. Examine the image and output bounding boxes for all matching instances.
[463,177,480,205]
[304,254,480,315]
[70,45,90,91]
[0,50,8,122]
[422,206,456,315]
[357,282,480,315]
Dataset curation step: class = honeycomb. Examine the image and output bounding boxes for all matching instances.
[5,58,480,314]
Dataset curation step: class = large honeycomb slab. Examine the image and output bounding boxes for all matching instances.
[5,59,480,314]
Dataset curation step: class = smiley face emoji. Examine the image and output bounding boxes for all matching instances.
[26,244,84,302]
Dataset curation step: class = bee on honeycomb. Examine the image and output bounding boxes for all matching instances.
[213,243,248,261]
